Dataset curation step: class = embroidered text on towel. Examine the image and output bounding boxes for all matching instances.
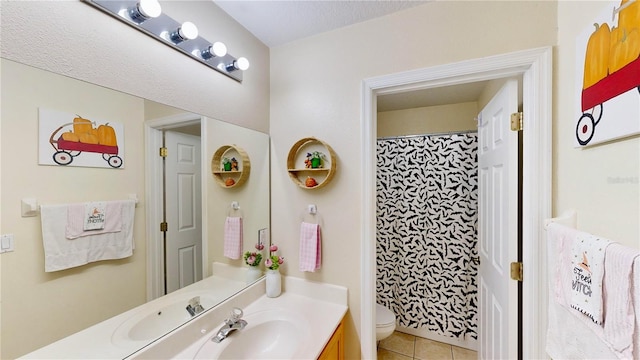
[84,202,106,230]
[570,233,611,325]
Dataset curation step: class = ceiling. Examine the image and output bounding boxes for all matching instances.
[213,0,430,48]
[213,0,487,111]
[376,81,489,112]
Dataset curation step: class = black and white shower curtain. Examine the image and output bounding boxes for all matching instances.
[376,132,478,340]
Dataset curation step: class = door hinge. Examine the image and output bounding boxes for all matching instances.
[510,112,523,131]
[160,222,168,232]
[159,147,168,157]
[510,261,523,282]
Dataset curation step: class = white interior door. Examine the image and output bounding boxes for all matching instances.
[478,79,519,359]
[165,131,202,294]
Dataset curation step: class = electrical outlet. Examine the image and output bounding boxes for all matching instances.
[1,234,14,253]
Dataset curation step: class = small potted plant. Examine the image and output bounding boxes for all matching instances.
[222,157,232,171]
[243,250,262,267]
[306,151,325,169]
[265,244,285,297]
[243,245,263,283]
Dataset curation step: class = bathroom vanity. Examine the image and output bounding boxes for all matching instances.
[19,273,347,359]
[18,274,247,359]
[133,276,348,359]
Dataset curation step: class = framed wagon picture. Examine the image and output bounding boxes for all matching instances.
[38,107,125,169]
[574,0,640,147]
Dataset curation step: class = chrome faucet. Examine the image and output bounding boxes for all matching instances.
[211,307,247,343]
[186,296,205,317]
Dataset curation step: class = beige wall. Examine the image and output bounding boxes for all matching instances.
[206,121,271,270]
[270,2,557,358]
[378,102,478,138]
[555,1,639,247]
[144,100,191,121]
[3,0,638,358]
[1,1,270,357]
[1,59,148,359]
[0,0,270,134]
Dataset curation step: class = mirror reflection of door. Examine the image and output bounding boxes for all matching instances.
[163,129,203,294]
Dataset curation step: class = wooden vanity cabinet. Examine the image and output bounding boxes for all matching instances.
[317,318,344,360]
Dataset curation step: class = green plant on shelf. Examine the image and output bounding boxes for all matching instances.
[305,151,326,169]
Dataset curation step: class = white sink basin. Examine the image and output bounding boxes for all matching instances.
[193,309,311,359]
[112,292,218,346]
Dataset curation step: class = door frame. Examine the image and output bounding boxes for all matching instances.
[144,113,208,301]
[360,47,552,359]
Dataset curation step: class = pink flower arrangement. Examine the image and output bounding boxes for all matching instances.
[243,243,267,267]
[265,244,285,270]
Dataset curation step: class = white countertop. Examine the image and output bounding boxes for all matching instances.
[131,276,348,360]
[19,275,248,359]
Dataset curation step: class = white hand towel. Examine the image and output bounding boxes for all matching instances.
[66,201,123,239]
[569,232,612,325]
[40,200,135,272]
[223,217,243,259]
[603,243,640,359]
[299,222,321,272]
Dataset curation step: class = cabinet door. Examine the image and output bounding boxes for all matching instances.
[318,319,344,360]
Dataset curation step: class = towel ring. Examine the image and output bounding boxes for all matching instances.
[227,201,243,217]
[299,205,322,226]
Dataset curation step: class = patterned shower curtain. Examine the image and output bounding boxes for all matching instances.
[376,132,478,340]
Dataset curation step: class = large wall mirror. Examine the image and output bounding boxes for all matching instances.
[0,58,270,359]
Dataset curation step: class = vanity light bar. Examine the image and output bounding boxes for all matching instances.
[83,0,249,82]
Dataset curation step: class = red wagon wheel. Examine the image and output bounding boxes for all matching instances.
[103,154,123,168]
[576,104,602,146]
[53,150,74,165]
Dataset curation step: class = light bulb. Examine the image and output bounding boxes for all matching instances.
[201,42,227,59]
[170,22,198,43]
[211,42,228,57]
[129,0,161,23]
[226,57,250,72]
[138,0,161,18]
[235,57,250,71]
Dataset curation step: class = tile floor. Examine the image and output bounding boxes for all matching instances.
[377,331,477,360]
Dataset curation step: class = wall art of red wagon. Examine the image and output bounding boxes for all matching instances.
[577,0,640,145]
[48,116,122,168]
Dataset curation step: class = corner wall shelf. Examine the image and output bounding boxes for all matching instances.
[287,137,336,190]
[211,145,250,188]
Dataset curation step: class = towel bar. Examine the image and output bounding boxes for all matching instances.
[544,209,577,230]
[32,196,139,216]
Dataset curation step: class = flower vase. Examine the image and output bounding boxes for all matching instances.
[265,269,281,298]
[246,266,262,284]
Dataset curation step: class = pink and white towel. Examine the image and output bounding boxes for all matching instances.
[546,222,640,359]
[223,217,243,259]
[299,222,321,272]
[603,243,640,358]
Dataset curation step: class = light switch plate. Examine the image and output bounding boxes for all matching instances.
[1,234,14,253]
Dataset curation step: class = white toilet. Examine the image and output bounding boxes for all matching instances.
[376,303,396,341]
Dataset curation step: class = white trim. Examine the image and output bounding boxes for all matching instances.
[144,112,206,301]
[361,47,552,360]
[521,47,553,359]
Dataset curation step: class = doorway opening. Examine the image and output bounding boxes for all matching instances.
[361,47,552,359]
[145,113,207,301]
[375,78,521,353]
